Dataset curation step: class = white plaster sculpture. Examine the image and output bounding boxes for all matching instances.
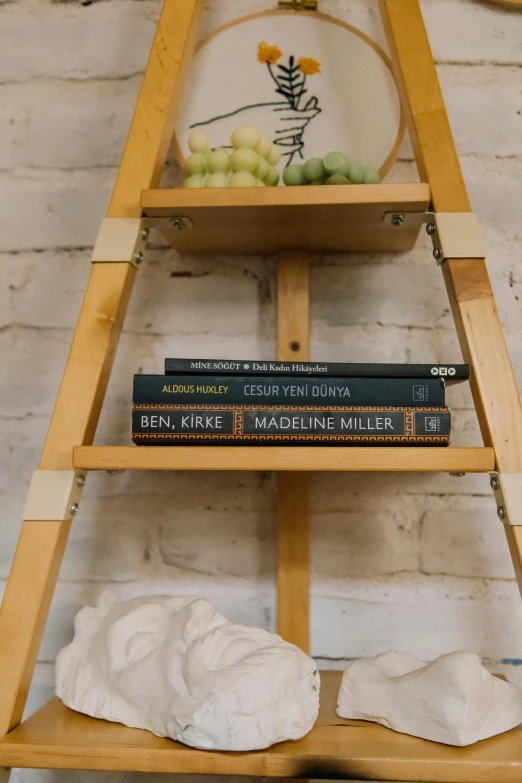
[337,650,522,746]
[56,592,320,751]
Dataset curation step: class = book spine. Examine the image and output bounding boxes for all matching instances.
[132,405,451,445]
[134,375,446,407]
[164,358,469,382]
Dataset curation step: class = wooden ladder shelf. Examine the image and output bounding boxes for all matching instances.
[1,1,522,781]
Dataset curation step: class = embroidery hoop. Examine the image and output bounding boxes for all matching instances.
[484,0,522,7]
[173,10,406,178]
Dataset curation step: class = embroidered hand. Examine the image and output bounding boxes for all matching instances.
[189,99,321,161]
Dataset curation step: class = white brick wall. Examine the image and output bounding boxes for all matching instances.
[1,1,522,782]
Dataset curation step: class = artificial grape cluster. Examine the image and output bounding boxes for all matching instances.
[282,151,380,186]
[183,125,281,188]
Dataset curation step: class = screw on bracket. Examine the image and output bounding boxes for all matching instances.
[76,474,86,488]
[69,503,79,516]
[134,251,143,265]
[433,248,442,261]
[141,228,149,241]
[426,223,436,236]
[490,476,500,491]
[171,218,186,231]
[497,506,507,521]
[390,214,405,227]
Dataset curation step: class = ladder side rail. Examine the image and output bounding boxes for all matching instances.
[0,0,204,741]
[277,251,311,652]
[379,0,522,591]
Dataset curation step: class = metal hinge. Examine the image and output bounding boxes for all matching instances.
[490,472,522,526]
[91,218,150,268]
[23,470,86,521]
[278,0,318,10]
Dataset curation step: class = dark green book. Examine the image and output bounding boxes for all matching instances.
[133,374,446,407]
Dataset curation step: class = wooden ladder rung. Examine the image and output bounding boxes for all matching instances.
[72,445,495,473]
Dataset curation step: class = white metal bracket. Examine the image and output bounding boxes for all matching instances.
[430,213,486,264]
[23,470,86,521]
[383,211,486,265]
[91,218,149,268]
[490,472,522,526]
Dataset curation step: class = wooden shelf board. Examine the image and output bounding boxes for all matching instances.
[141,183,431,254]
[1,672,521,781]
[72,445,495,473]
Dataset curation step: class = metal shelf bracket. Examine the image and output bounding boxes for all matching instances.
[490,472,522,526]
[91,218,149,268]
[23,470,86,522]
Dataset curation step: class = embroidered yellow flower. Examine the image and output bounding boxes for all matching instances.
[258,42,282,65]
[298,57,321,75]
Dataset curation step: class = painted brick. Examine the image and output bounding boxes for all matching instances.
[1,79,140,170]
[312,496,420,577]
[0,0,159,83]
[0,169,113,252]
[312,575,522,660]
[159,510,276,578]
[420,496,515,579]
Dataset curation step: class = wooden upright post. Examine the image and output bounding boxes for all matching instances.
[276,251,311,652]
[380,0,522,591]
[0,0,204,745]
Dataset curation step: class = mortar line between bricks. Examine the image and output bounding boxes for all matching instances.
[1,61,521,89]
[0,321,494,340]
[3,151,522,179]
[0,490,494,500]
[0,72,145,87]
[1,573,517,587]
[0,246,93,255]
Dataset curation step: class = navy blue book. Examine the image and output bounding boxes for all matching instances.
[133,374,445,407]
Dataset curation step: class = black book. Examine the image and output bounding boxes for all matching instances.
[132,404,451,445]
[164,358,469,384]
[134,374,445,408]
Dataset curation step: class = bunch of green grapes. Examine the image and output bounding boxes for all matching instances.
[183,126,281,188]
[282,151,380,187]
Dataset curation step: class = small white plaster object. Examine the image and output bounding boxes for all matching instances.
[56,593,320,750]
[337,650,522,746]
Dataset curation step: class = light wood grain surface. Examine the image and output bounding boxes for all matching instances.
[276,251,311,652]
[1,672,522,781]
[142,183,431,254]
[72,446,495,473]
[379,0,471,212]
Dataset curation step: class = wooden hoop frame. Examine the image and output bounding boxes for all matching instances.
[172,9,406,179]
[483,0,522,8]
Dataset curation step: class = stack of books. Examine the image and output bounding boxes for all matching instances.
[132,359,470,446]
